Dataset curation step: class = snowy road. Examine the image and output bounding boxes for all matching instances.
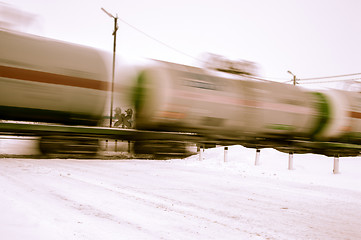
[1,145,361,240]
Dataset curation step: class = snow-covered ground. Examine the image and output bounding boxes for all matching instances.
[0,138,361,240]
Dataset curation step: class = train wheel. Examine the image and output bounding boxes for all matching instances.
[133,140,188,158]
[39,135,99,157]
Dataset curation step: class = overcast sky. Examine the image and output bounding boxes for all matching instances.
[2,0,361,89]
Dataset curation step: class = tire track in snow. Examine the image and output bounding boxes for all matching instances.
[1,159,361,240]
[49,160,361,240]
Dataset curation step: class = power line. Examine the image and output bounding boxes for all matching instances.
[114,16,361,85]
[299,78,361,84]
[298,72,361,81]
[116,16,204,63]
[239,74,288,83]
[115,17,291,83]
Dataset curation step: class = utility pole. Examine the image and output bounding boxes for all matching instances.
[287,70,297,86]
[101,7,118,127]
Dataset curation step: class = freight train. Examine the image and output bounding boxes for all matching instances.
[1,29,360,157]
[129,60,361,156]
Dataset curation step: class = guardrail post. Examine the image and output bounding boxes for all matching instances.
[224,146,228,162]
[198,144,203,161]
[255,149,260,165]
[288,152,294,170]
[333,154,340,174]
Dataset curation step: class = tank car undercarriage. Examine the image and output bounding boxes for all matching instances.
[38,135,99,158]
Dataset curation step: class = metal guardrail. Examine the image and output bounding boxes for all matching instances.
[0,122,200,142]
[0,122,359,157]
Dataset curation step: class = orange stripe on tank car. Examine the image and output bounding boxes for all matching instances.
[0,65,109,91]
[350,111,361,119]
[159,111,185,119]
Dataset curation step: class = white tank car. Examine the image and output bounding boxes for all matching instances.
[132,61,322,141]
[315,89,361,144]
[0,29,109,126]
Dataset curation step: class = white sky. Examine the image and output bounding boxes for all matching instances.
[2,0,361,89]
